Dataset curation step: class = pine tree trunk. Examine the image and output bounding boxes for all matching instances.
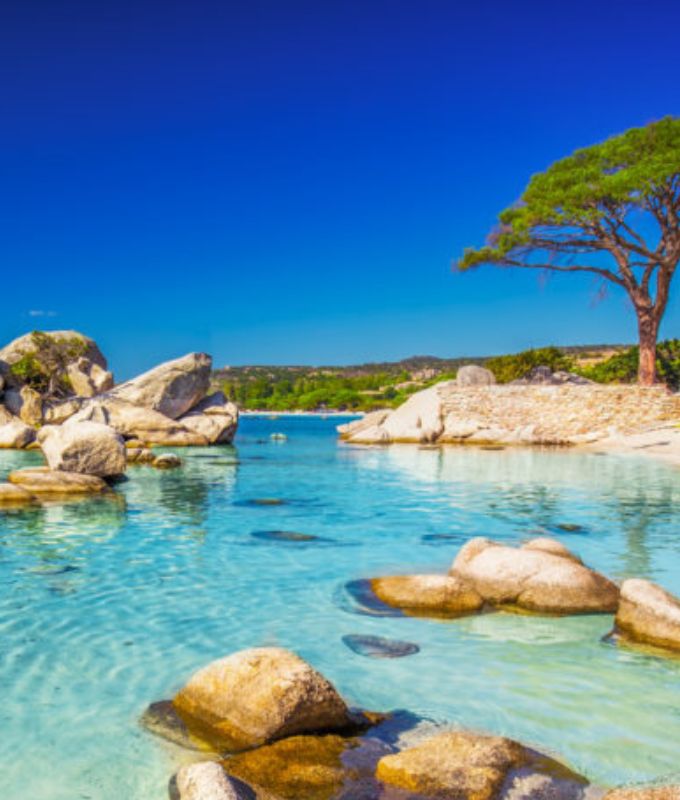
[637,311,659,386]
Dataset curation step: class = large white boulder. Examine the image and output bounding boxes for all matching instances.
[456,364,496,386]
[615,579,680,652]
[450,537,619,613]
[178,392,239,444]
[172,647,353,752]
[108,352,212,420]
[38,421,126,477]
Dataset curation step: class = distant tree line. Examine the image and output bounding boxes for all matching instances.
[216,341,680,411]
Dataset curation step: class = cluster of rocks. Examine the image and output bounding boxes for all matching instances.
[364,535,680,656]
[0,330,239,505]
[338,366,680,446]
[142,645,679,800]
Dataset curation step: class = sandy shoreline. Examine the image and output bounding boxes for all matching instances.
[580,424,680,467]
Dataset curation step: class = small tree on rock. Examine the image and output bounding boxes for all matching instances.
[457,118,680,385]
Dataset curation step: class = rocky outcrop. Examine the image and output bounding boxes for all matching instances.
[175,762,253,800]
[614,579,680,652]
[172,648,354,752]
[375,730,588,800]
[109,352,212,420]
[450,537,619,614]
[510,366,593,386]
[456,364,496,386]
[38,421,126,477]
[339,382,680,446]
[70,398,209,446]
[178,392,239,445]
[8,467,109,495]
[371,574,484,617]
[0,330,112,403]
[0,333,240,449]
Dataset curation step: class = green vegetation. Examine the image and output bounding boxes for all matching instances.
[580,339,680,388]
[216,342,680,411]
[217,363,458,412]
[458,117,680,385]
[485,347,574,384]
[9,331,88,398]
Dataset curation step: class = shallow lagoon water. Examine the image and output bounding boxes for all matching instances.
[2,415,680,798]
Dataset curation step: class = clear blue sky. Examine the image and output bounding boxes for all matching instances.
[1,0,679,378]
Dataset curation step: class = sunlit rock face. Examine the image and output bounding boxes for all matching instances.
[615,579,680,652]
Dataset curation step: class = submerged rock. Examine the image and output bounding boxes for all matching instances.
[222,730,397,800]
[375,730,588,800]
[172,648,357,752]
[251,530,323,543]
[38,420,126,477]
[370,574,484,617]
[450,537,619,614]
[614,579,680,652]
[141,700,201,751]
[153,453,182,469]
[109,352,212,420]
[0,482,35,506]
[342,634,420,659]
[8,467,109,495]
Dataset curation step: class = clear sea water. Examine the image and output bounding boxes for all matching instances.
[2,415,680,799]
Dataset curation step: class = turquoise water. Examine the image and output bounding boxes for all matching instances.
[2,415,680,798]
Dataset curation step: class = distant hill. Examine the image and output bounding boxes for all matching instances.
[212,344,631,412]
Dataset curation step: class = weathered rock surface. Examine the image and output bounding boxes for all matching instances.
[0,416,36,448]
[175,762,254,800]
[109,352,212,420]
[172,648,354,752]
[371,574,484,617]
[0,330,108,379]
[375,730,587,800]
[614,579,680,652]
[42,397,87,425]
[510,366,594,386]
[450,538,619,614]
[222,734,364,800]
[178,392,239,444]
[456,365,496,386]
[4,386,43,425]
[0,482,35,506]
[71,398,209,446]
[337,410,390,440]
[38,421,126,477]
[66,357,114,397]
[8,467,109,495]
[340,383,680,446]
